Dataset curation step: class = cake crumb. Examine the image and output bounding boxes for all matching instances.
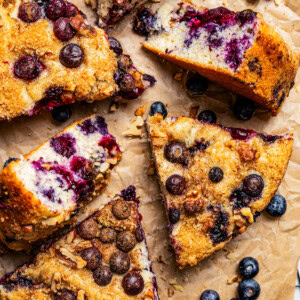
[135,105,146,116]
[227,275,239,285]
[122,116,144,137]
[174,72,183,81]
[168,288,175,297]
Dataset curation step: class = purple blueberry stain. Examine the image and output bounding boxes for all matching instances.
[209,210,229,245]
[14,55,45,81]
[50,133,76,158]
[121,185,137,202]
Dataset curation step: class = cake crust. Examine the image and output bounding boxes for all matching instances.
[141,1,299,115]
[147,114,293,268]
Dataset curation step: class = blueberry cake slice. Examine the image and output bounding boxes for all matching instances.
[0,186,159,300]
[137,1,299,115]
[147,114,293,269]
[0,115,122,252]
[0,0,155,121]
[96,0,145,28]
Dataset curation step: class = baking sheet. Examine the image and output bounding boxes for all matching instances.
[0,0,299,299]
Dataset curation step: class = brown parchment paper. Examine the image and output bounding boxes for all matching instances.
[0,0,299,299]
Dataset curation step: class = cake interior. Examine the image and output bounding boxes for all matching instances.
[13,115,120,212]
[144,3,259,72]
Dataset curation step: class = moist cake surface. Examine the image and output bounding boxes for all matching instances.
[147,114,293,268]
[0,115,122,251]
[0,186,159,300]
[0,0,154,120]
[139,1,299,115]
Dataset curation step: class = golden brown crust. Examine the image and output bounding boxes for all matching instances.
[0,115,122,251]
[147,115,293,268]
[142,2,299,115]
[0,193,158,300]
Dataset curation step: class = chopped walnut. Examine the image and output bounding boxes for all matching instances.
[237,143,257,162]
[202,218,214,233]
[233,214,247,228]
[58,247,87,269]
[123,116,144,137]
[227,275,239,284]
[240,207,254,224]
[135,105,146,116]
[189,105,199,119]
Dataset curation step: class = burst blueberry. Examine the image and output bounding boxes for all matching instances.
[14,55,44,81]
[18,2,41,23]
[46,0,66,20]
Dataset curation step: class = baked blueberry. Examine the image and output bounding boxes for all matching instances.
[3,158,18,168]
[65,1,79,18]
[142,74,156,87]
[76,218,99,240]
[169,208,180,224]
[53,17,76,41]
[93,265,113,286]
[133,8,155,36]
[209,167,224,183]
[112,200,131,220]
[80,247,102,270]
[265,194,287,217]
[242,174,264,197]
[55,289,76,300]
[122,271,144,295]
[121,185,136,202]
[135,227,144,242]
[46,0,66,20]
[118,73,136,93]
[238,279,260,300]
[110,251,130,274]
[59,44,84,68]
[99,227,116,243]
[117,54,133,71]
[14,55,44,81]
[235,9,257,26]
[185,73,209,97]
[18,2,41,23]
[200,289,220,300]
[51,105,72,122]
[149,102,168,119]
[198,110,217,124]
[116,231,137,252]
[108,37,123,56]
[233,97,256,121]
[239,257,259,279]
[166,174,186,195]
[50,133,76,158]
[230,190,250,211]
[164,142,187,165]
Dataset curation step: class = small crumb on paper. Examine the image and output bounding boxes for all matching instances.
[227,275,239,285]
[122,116,144,137]
[135,105,146,116]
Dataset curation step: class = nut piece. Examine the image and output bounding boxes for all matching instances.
[184,199,202,215]
[51,272,61,292]
[112,200,131,220]
[135,105,146,116]
[240,207,254,224]
[233,214,247,228]
[202,218,214,233]
[123,116,144,137]
[227,275,239,285]
[237,143,257,162]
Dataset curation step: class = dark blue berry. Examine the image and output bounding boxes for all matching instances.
[233,97,256,121]
[239,257,259,279]
[209,167,223,183]
[59,44,84,68]
[164,142,187,165]
[18,2,41,23]
[53,17,75,41]
[200,289,220,300]
[46,0,66,21]
[133,8,156,36]
[198,110,217,124]
[238,279,260,300]
[166,175,186,195]
[14,55,44,81]
[149,102,167,119]
[242,174,264,198]
[168,208,180,224]
[265,194,287,217]
[51,105,72,122]
[108,37,123,56]
[3,158,18,168]
[186,73,209,97]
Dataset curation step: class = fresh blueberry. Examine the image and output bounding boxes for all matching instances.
[149,101,168,119]
[238,279,260,300]
[18,2,41,23]
[166,174,186,195]
[108,37,123,56]
[198,110,217,124]
[209,167,224,183]
[200,289,220,300]
[59,44,84,68]
[168,208,180,224]
[265,194,287,217]
[3,158,18,168]
[14,55,44,81]
[242,174,264,197]
[233,97,256,121]
[51,105,72,122]
[239,257,259,279]
[235,9,257,27]
[185,73,209,97]
[46,0,66,20]
[53,17,76,41]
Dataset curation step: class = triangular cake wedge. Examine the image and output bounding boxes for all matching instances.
[147,114,293,269]
[0,115,122,252]
[96,0,146,28]
[0,186,159,300]
[0,0,155,121]
[139,1,299,115]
